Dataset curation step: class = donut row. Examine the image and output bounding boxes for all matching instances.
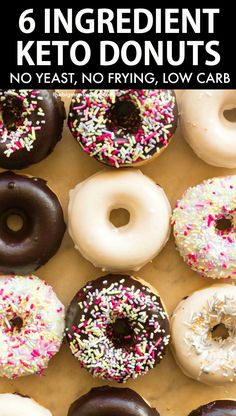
[1,89,236,169]
[2,389,234,416]
[1,272,236,386]
[3,169,236,280]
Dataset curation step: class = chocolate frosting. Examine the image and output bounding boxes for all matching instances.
[189,400,236,416]
[68,386,159,416]
[66,274,170,382]
[0,90,65,169]
[0,171,66,274]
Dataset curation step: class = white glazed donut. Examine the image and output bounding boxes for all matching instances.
[172,175,236,279]
[68,169,171,272]
[171,284,236,385]
[0,393,52,416]
[0,274,65,378]
[180,90,236,168]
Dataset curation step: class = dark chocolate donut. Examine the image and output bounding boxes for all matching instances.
[68,89,178,168]
[0,171,66,274]
[68,386,159,416]
[188,400,236,416]
[66,274,170,383]
[0,90,65,169]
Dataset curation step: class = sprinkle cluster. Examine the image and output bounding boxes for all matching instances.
[0,275,65,379]
[0,90,46,158]
[172,176,236,279]
[68,90,176,167]
[66,276,170,383]
[183,290,236,381]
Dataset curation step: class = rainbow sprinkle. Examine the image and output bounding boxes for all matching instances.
[66,275,170,383]
[68,90,177,167]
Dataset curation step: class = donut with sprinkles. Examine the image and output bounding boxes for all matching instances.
[65,274,170,383]
[0,274,65,379]
[68,89,178,168]
[0,90,65,169]
[172,176,236,279]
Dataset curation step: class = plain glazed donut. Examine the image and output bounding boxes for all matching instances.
[0,274,65,379]
[68,89,178,168]
[66,274,170,383]
[180,90,236,168]
[188,400,236,416]
[0,393,52,416]
[172,175,236,279]
[0,171,66,274]
[171,284,236,385]
[68,169,171,272]
[0,90,65,169]
[68,386,159,416]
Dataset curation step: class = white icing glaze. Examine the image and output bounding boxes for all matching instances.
[180,90,236,168]
[0,275,65,378]
[171,284,236,385]
[68,169,171,272]
[0,393,52,416]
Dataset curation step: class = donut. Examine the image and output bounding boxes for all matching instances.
[171,284,236,385]
[0,171,66,274]
[0,393,52,416]
[0,274,64,378]
[0,89,65,169]
[172,175,236,279]
[68,169,171,272]
[68,386,159,416]
[68,89,178,168]
[188,400,236,416]
[180,90,236,168]
[65,274,170,383]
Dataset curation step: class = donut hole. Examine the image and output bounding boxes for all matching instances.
[108,99,141,132]
[107,317,135,348]
[211,323,229,341]
[1,95,24,131]
[10,316,23,332]
[109,208,130,228]
[223,107,236,123]
[6,213,24,232]
[215,216,233,233]
[0,208,32,242]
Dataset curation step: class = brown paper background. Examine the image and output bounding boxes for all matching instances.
[0,90,236,416]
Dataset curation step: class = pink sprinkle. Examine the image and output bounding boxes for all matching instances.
[207,214,214,226]
[74,105,85,110]
[155,337,162,347]
[187,253,198,263]
[31,349,40,357]
[135,345,143,356]
[144,132,157,141]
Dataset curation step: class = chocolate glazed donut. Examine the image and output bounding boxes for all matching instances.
[68,386,159,416]
[189,400,236,416]
[66,274,170,383]
[0,90,65,169]
[0,171,66,274]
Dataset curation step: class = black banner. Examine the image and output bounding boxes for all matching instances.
[1,2,235,89]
